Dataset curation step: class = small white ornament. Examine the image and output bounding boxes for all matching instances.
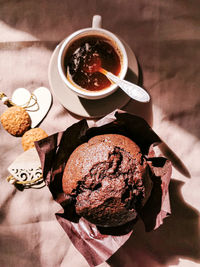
[12,87,52,128]
[12,88,31,106]
[7,147,45,188]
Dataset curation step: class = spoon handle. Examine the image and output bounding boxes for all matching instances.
[105,71,150,103]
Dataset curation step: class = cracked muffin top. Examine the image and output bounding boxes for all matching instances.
[62,134,151,227]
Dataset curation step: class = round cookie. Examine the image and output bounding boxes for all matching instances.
[62,134,151,227]
[0,106,31,136]
[22,128,48,151]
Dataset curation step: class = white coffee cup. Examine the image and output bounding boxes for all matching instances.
[57,15,128,100]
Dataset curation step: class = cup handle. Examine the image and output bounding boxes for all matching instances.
[92,15,102,28]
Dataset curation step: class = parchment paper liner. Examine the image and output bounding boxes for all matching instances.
[35,110,172,266]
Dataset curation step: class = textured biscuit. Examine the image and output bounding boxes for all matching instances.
[22,128,48,151]
[62,134,150,227]
[0,106,31,136]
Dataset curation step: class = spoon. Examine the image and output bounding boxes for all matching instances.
[99,67,150,103]
[84,54,150,103]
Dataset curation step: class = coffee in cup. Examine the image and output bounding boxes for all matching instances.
[58,15,128,100]
[64,34,122,91]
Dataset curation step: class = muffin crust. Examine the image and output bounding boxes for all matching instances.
[63,134,148,227]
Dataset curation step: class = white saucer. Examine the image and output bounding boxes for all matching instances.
[48,40,139,118]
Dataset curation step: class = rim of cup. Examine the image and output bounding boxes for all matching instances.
[58,27,128,99]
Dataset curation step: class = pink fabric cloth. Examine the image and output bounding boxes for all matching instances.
[0,1,200,267]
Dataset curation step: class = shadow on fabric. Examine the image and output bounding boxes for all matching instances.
[107,179,200,267]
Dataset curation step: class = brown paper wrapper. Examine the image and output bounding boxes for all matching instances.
[35,110,172,267]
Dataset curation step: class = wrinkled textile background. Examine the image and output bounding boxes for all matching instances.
[0,1,200,267]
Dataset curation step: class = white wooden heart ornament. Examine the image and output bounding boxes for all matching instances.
[12,87,52,128]
[7,147,45,188]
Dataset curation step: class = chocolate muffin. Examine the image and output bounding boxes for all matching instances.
[62,134,152,227]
